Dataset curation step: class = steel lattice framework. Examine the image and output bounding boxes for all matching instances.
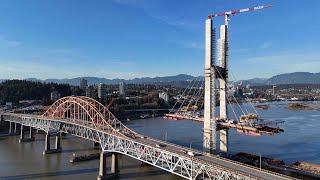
[2,96,290,180]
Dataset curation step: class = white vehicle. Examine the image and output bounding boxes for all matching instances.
[180,150,187,154]
[140,136,146,139]
[187,151,195,156]
[156,144,165,148]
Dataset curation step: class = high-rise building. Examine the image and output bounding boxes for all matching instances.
[86,85,93,97]
[159,92,169,104]
[79,78,87,91]
[119,82,126,96]
[98,83,106,99]
[50,91,61,102]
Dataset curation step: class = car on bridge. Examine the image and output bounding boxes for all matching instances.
[156,144,166,148]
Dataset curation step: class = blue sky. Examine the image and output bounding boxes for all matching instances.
[0,0,319,80]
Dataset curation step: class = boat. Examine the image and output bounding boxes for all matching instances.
[69,153,101,163]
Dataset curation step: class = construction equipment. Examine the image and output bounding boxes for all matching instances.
[208,4,272,19]
[239,113,259,123]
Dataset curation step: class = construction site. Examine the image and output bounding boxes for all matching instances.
[164,4,285,153]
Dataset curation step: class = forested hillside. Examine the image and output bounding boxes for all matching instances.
[0,80,72,104]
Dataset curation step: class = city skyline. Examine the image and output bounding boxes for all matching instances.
[0,0,319,80]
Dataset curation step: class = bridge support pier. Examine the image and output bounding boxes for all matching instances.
[97,152,120,180]
[10,122,20,135]
[19,126,35,142]
[19,125,25,142]
[9,122,13,135]
[55,133,61,150]
[111,153,120,175]
[97,152,107,180]
[43,133,62,154]
[219,128,228,154]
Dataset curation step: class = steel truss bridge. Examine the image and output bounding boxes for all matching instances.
[1,96,291,180]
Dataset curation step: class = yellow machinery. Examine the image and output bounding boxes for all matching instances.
[181,105,198,112]
[239,113,258,123]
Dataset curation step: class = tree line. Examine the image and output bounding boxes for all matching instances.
[0,80,72,104]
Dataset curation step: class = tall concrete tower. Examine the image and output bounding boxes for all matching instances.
[203,19,217,153]
[219,21,229,153]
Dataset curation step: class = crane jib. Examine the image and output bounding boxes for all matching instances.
[208,4,272,19]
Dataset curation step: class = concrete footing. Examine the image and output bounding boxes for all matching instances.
[43,148,62,154]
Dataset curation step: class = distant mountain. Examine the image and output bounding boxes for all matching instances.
[264,72,320,85]
[241,72,320,86]
[239,78,267,86]
[3,72,320,86]
[24,74,196,86]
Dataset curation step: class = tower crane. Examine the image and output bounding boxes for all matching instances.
[208,4,272,19]
[208,4,272,25]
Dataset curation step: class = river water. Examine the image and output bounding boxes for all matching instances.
[0,101,319,179]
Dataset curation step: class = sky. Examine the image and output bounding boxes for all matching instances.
[0,0,319,80]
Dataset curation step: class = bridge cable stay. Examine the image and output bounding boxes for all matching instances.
[212,63,246,117]
[211,63,256,126]
[176,75,203,113]
[182,75,205,114]
[185,76,204,110]
[168,76,197,114]
[228,71,285,126]
[229,71,260,116]
[191,77,205,115]
[222,40,251,116]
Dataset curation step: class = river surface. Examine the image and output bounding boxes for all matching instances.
[0,101,319,179]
